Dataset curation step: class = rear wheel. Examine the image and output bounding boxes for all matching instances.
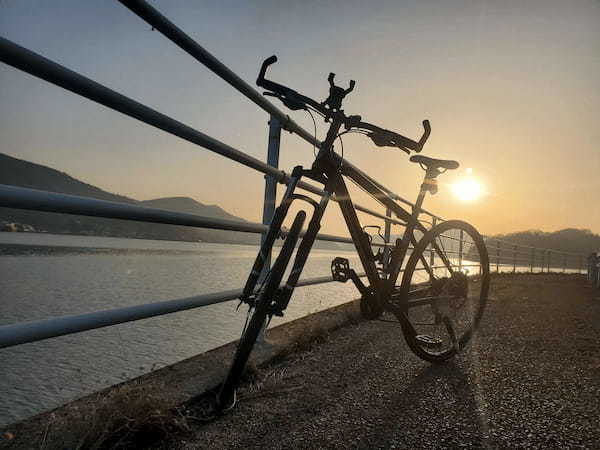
[217,211,306,409]
[396,220,490,363]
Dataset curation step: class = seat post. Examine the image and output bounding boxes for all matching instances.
[420,168,440,196]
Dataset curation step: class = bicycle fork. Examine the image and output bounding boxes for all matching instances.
[218,167,332,408]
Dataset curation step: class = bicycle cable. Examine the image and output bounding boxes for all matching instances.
[305,107,318,157]
[335,132,345,170]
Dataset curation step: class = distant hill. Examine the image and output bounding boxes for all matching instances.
[0,153,134,204]
[487,229,600,256]
[0,153,258,244]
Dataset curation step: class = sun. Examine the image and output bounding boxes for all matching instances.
[452,177,482,202]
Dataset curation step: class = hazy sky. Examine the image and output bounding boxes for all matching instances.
[1,0,599,237]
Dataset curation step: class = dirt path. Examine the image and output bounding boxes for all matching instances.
[155,274,600,449]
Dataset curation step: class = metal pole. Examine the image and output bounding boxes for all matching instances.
[547,251,551,273]
[383,208,392,276]
[0,37,401,229]
[496,240,500,273]
[540,250,545,274]
[513,244,517,273]
[0,184,368,247]
[562,253,567,273]
[530,247,535,273]
[117,0,444,223]
[118,0,318,147]
[259,116,282,280]
[579,255,582,274]
[458,229,464,271]
[257,116,282,343]
[430,217,437,280]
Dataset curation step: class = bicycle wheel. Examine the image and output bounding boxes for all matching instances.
[217,210,306,409]
[396,220,490,363]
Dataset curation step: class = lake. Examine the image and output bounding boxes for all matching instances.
[0,233,366,427]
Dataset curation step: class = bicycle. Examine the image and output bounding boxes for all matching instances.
[217,55,490,409]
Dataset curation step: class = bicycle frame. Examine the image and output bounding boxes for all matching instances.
[241,142,454,330]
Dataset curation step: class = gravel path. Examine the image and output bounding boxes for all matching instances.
[156,274,600,449]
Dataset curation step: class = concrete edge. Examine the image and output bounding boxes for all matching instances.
[0,299,362,449]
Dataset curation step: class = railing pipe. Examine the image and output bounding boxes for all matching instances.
[117,0,443,222]
[0,289,242,349]
[0,184,387,247]
[118,0,319,147]
[0,37,402,228]
[0,271,368,350]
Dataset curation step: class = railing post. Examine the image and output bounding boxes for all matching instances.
[547,251,551,273]
[430,217,437,280]
[259,115,282,278]
[563,253,567,273]
[540,250,543,273]
[530,247,535,273]
[258,115,281,342]
[458,229,464,271]
[579,255,582,274]
[496,240,500,273]
[383,208,392,276]
[512,244,517,273]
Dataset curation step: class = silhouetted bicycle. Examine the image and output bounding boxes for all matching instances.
[217,56,490,409]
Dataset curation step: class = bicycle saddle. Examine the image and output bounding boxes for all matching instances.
[410,155,459,171]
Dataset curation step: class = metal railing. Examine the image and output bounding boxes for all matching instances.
[0,0,589,352]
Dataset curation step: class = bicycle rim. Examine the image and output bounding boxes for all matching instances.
[397,220,490,363]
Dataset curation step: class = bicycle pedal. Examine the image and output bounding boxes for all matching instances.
[331,257,351,282]
[415,335,443,348]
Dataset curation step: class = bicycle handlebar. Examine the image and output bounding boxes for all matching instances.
[256,55,431,153]
[347,118,431,153]
[257,55,325,113]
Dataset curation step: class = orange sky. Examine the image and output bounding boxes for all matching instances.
[1,0,599,238]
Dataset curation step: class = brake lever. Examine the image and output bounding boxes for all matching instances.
[263,92,306,111]
[368,132,411,154]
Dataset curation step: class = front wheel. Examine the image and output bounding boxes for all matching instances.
[396,220,490,363]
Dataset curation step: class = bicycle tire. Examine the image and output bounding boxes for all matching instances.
[396,220,490,363]
[217,210,306,409]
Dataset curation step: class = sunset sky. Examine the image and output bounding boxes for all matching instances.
[1,0,599,237]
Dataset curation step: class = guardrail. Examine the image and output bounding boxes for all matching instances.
[0,0,589,354]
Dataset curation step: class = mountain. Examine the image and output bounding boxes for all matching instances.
[0,153,258,244]
[487,229,600,256]
[0,153,135,204]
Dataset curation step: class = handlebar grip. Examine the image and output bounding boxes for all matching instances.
[264,55,277,66]
[257,55,278,87]
[415,120,431,152]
